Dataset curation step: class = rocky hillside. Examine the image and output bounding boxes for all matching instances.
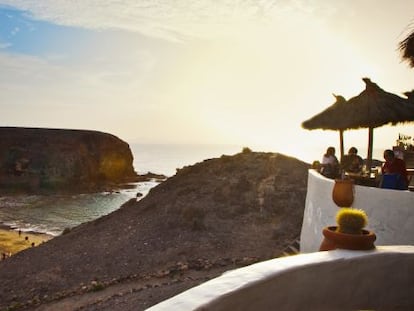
[0,127,137,193]
[0,151,310,310]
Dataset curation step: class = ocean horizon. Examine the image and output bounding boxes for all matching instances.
[130,143,386,177]
[0,143,386,237]
[131,143,244,177]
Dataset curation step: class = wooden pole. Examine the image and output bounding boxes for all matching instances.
[367,127,374,173]
[339,129,344,162]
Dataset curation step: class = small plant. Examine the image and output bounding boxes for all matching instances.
[242,147,252,153]
[6,302,23,311]
[336,208,368,234]
[90,280,105,292]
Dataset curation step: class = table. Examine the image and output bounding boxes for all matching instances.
[345,172,379,187]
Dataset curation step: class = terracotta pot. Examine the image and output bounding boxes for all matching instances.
[319,226,376,251]
[332,179,354,207]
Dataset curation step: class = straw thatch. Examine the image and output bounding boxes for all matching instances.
[301,94,350,159]
[302,94,349,131]
[303,78,414,131]
[302,78,414,167]
[399,29,414,68]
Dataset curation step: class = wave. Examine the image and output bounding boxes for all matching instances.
[0,180,160,236]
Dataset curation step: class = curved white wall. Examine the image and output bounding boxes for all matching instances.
[300,169,414,253]
[147,171,414,310]
[147,246,414,310]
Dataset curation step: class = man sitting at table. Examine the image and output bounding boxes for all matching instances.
[341,147,363,173]
[381,149,409,190]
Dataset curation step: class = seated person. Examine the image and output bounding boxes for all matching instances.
[320,146,339,179]
[380,149,409,190]
[341,147,363,173]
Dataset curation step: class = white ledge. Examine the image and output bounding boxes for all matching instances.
[147,246,414,310]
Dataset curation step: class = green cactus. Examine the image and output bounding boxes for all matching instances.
[336,208,368,234]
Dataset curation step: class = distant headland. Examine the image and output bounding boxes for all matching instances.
[0,127,139,194]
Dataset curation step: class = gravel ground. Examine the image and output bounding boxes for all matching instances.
[0,151,309,311]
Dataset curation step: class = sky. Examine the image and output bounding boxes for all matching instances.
[1,0,414,163]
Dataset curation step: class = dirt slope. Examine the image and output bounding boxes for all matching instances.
[0,151,310,310]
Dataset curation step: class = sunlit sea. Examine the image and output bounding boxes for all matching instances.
[0,143,386,236]
[0,144,242,236]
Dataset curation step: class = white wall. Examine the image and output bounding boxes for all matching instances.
[147,172,414,310]
[300,169,414,253]
[147,246,414,311]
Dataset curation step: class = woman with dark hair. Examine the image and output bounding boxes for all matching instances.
[320,146,339,179]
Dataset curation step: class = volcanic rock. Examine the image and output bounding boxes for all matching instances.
[0,127,137,193]
[0,151,310,310]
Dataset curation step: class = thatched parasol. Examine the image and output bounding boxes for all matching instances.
[399,28,414,67]
[302,94,349,159]
[302,78,414,170]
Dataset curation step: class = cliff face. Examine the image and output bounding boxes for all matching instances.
[0,127,137,193]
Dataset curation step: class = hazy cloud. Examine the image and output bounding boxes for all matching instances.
[0,42,12,48]
[0,0,338,41]
[10,26,19,35]
[1,0,413,150]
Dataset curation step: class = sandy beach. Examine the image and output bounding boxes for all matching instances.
[0,225,53,258]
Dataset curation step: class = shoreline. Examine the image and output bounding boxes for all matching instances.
[0,225,53,258]
[0,177,163,259]
[0,222,59,237]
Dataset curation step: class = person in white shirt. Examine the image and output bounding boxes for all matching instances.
[321,146,339,178]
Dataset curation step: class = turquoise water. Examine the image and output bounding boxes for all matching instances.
[0,181,158,236]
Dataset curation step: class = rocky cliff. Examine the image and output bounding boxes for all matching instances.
[0,150,310,310]
[0,127,137,193]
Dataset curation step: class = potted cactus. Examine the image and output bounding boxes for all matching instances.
[336,208,368,234]
[319,208,376,251]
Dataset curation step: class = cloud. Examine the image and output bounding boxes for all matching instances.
[0,49,161,135]
[10,26,19,35]
[0,43,155,97]
[0,42,12,48]
[0,0,334,41]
